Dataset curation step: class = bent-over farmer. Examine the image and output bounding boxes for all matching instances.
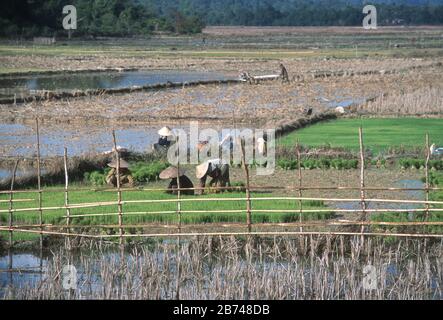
[106,159,134,188]
[153,126,174,153]
[196,159,230,194]
[159,166,194,195]
[279,63,289,82]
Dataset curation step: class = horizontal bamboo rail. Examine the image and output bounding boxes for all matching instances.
[55,207,443,220]
[2,185,443,195]
[0,199,34,203]
[4,220,443,231]
[2,196,443,214]
[2,127,442,245]
[1,226,442,239]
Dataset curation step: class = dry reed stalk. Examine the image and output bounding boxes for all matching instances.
[6,235,442,299]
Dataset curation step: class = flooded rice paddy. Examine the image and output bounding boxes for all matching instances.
[1,237,442,299]
[0,70,234,99]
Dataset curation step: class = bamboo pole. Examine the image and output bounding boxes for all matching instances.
[35,118,44,257]
[2,228,438,239]
[0,199,34,203]
[359,127,367,233]
[296,141,303,232]
[8,160,19,248]
[241,138,252,232]
[19,220,443,230]
[112,130,124,245]
[3,185,443,195]
[63,147,71,249]
[60,207,443,220]
[424,134,430,221]
[2,224,443,239]
[4,196,443,214]
[176,136,182,232]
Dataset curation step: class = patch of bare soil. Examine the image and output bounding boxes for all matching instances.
[1,63,441,126]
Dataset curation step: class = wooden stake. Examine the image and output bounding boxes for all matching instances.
[8,160,19,247]
[112,131,124,245]
[241,138,252,232]
[35,118,43,251]
[296,141,303,232]
[424,134,430,221]
[176,136,182,232]
[63,147,71,249]
[359,127,367,233]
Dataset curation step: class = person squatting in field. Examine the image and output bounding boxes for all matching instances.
[106,159,134,188]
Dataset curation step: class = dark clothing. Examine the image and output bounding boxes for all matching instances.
[158,136,171,147]
[199,163,230,192]
[167,175,195,195]
[280,64,289,82]
[154,137,172,153]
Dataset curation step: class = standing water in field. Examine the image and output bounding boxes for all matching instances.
[330,179,425,212]
[0,70,235,100]
[0,236,442,300]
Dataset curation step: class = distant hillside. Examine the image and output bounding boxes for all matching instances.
[141,0,443,26]
[0,0,204,38]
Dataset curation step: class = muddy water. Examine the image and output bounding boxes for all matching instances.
[0,123,165,157]
[0,122,257,158]
[0,253,47,294]
[331,179,425,212]
[1,242,441,299]
[0,70,234,99]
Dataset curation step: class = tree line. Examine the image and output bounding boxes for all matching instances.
[1,0,442,38]
[0,0,204,38]
[144,0,443,26]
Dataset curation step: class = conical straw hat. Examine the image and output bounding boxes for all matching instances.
[158,126,173,137]
[107,159,129,169]
[159,166,185,180]
[196,161,210,179]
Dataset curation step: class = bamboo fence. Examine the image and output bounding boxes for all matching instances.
[1,122,443,253]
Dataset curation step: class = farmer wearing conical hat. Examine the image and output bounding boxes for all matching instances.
[154,126,174,153]
[160,166,194,195]
[196,159,230,194]
[105,159,134,188]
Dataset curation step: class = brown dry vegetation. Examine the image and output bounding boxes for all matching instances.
[358,85,443,115]
[1,62,441,126]
[0,27,442,159]
[4,236,443,300]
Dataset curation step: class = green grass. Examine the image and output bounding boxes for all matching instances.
[0,187,332,229]
[278,118,443,152]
